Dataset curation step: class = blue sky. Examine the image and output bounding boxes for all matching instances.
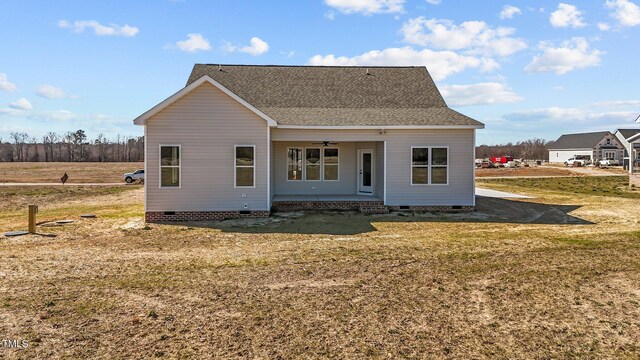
[1,0,639,145]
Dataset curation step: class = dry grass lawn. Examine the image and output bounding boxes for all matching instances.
[1,178,640,359]
[475,166,576,178]
[0,162,141,183]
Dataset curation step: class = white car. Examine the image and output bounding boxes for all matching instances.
[599,159,620,167]
[564,157,586,167]
[124,169,144,183]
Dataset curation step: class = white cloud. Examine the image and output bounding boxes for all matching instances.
[440,82,522,106]
[175,33,211,53]
[36,84,75,99]
[525,37,603,74]
[598,22,611,31]
[605,0,640,27]
[591,100,640,107]
[308,46,494,81]
[549,3,586,28]
[325,10,336,20]
[8,98,32,111]
[0,108,25,116]
[504,106,635,124]
[400,17,527,57]
[224,37,270,56]
[500,5,522,20]
[0,73,17,92]
[324,0,404,15]
[58,20,139,37]
[239,37,270,56]
[425,0,441,4]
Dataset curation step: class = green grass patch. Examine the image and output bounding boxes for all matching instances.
[478,176,639,199]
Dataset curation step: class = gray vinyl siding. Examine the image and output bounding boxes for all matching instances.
[385,130,474,206]
[145,82,269,212]
[271,128,475,206]
[375,141,385,201]
[272,141,380,196]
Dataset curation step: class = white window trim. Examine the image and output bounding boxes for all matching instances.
[304,147,322,182]
[234,145,256,189]
[286,147,304,182]
[323,147,340,182]
[603,150,617,159]
[159,144,181,189]
[410,146,449,186]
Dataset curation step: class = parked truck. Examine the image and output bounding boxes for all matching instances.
[490,156,514,164]
[564,155,592,167]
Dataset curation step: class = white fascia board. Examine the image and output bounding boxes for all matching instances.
[132,75,277,127]
[628,132,640,143]
[275,124,484,130]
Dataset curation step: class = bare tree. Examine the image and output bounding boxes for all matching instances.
[64,132,75,161]
[42,132,59,162]
[10,132,28,161]
[2,130,144,162]
[28,137,39,162]
[476,138,553,161]
[95,133,107,162]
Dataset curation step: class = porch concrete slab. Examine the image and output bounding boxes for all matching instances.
[475,187,533,199]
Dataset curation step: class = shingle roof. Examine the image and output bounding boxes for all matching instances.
[617,129,640,140]
[187,64,483,127]
[548,131,611,150]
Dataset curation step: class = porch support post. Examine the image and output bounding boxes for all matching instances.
[383,140,387,205]
[630,141,634,174]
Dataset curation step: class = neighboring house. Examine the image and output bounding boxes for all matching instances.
[548,131,625,164]
[614,129,640,159]
[133,65,484,222]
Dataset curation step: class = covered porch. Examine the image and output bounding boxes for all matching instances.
[270,139,386,201]
[269,137,386,213]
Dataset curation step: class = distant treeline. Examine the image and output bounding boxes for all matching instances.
[0,130,143,162]
[475,138,553,161]
[0,131,551,163]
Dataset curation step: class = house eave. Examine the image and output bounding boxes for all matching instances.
[275,124,485,130]
[547,147,593,151]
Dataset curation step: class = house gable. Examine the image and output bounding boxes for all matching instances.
[133,75,277,127]
[549,131,614,150]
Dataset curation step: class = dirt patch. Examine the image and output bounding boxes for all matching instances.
[265,278,356,290]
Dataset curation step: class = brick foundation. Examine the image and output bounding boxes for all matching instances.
[145,210,270,223]
[631,173,640,187]
[271,200,384,212]
[387,205,474,213]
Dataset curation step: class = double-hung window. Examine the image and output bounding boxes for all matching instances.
[235,145,255,187]
[323,148,339,181]
[411,147,448,185]
[160,145,180,188]
[305,148,321,181]
[287,148,303,181]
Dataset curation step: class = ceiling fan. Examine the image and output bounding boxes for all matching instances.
[312,141,339,147]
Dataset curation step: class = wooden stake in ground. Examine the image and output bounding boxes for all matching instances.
[28,205,38,234]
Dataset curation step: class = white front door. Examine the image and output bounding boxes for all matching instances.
[357,149,374,194]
